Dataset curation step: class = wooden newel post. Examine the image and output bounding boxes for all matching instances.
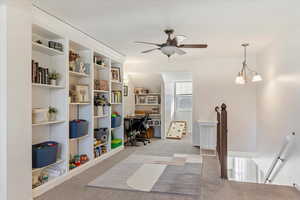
[215,106,221,159]
[220,103,228,179]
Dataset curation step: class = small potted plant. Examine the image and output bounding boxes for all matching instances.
[48,106,58,121]
[49,71,60,86]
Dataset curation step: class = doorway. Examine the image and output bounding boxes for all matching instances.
[174,81,193,134]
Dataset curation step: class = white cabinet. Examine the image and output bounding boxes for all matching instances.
[193,121,217,150]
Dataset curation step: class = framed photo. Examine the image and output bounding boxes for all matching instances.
[111,67,121,82]
[124,85,128,96]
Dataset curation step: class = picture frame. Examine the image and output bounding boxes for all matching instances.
[124,85,128,96]
[111,67,121,82]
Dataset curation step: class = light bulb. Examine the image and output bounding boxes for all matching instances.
[235,73,245,84]
[252,73,262,82]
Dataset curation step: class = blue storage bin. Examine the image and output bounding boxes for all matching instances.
[32,141,58,168]
[111,116,121,128]
[69,120,89,139]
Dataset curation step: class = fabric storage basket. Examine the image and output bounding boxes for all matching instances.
[32,108,48,124]
[32,141,58,168]
[111,116,121,128]
[69,120,89,139]
[94,128,108,142]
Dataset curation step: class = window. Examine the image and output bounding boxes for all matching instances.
[175,82,192,95]
[175,82,192,111]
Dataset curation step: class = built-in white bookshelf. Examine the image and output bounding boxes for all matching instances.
[31,24,68,193]
[31,22,124,198]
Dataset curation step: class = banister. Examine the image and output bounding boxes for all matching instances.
[215,103,228,179]
[264,132,296,184]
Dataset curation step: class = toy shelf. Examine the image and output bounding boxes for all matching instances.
[94,142,107,148]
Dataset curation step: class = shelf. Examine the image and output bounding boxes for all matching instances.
[93,90,109,93]
[94,143,107,148]
[69,71,89,78]
[93,115,109,119]
[94,63,108,70]
[69,134,89,141]
[136,93,161,96]
[111,126,122,131]
[111,102,122,105]
[111,80,123,85]
[32,120,65,126]
[32,83,65,89]
[69,102,90,105]
[32,42,64,56]
[135,104,160,106]
[69,161,90,172]
[135,114,161,116]
[32,159,64,173]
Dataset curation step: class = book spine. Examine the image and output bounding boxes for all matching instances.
[31,60,34,83]
[46,68,49,85]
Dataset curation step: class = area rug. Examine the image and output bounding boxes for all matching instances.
[87,154,202,196]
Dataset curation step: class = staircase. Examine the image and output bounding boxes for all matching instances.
[200,153,300,199]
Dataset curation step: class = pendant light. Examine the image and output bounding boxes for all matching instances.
[235,43,262,84]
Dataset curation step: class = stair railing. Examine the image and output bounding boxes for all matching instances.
[215,103,228,179]
[264,132,296,184]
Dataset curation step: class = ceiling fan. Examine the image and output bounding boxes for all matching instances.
[135,29,207,57]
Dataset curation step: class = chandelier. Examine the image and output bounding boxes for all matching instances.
[235,43,262,84]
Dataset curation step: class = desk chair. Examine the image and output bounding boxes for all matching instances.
[132,114,151,145]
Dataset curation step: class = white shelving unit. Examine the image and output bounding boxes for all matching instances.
[134,92,162,138]
[111,60,124,146]
[31,24,68,192]
[31,21,125,198]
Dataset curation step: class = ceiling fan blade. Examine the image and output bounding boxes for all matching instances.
[135,41,162,47]
[141,48,160,53]
[179,44,208,48]
[175,35,187,44]
[173,47,186,55]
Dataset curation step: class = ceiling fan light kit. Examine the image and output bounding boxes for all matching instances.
[235,43,262,85]
[135,29,207,57]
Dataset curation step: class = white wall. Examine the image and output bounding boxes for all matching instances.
[192,58,257,152]
[124,74,135,116]
[0,5,7,200]
[255,37,300,186]
[0,1,32,200]
[126,57,257,152]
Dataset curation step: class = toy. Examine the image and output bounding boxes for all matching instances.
[74,155,81,167]
[80,154,89,164]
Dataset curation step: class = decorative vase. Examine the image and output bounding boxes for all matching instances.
[48,113,56,121]
[50,79,57,86]
[95,106,104,116]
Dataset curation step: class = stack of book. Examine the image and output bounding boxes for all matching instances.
[32,60,49,85]
[111,90,122,103]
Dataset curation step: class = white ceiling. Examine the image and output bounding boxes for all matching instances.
[34,0,300,65]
